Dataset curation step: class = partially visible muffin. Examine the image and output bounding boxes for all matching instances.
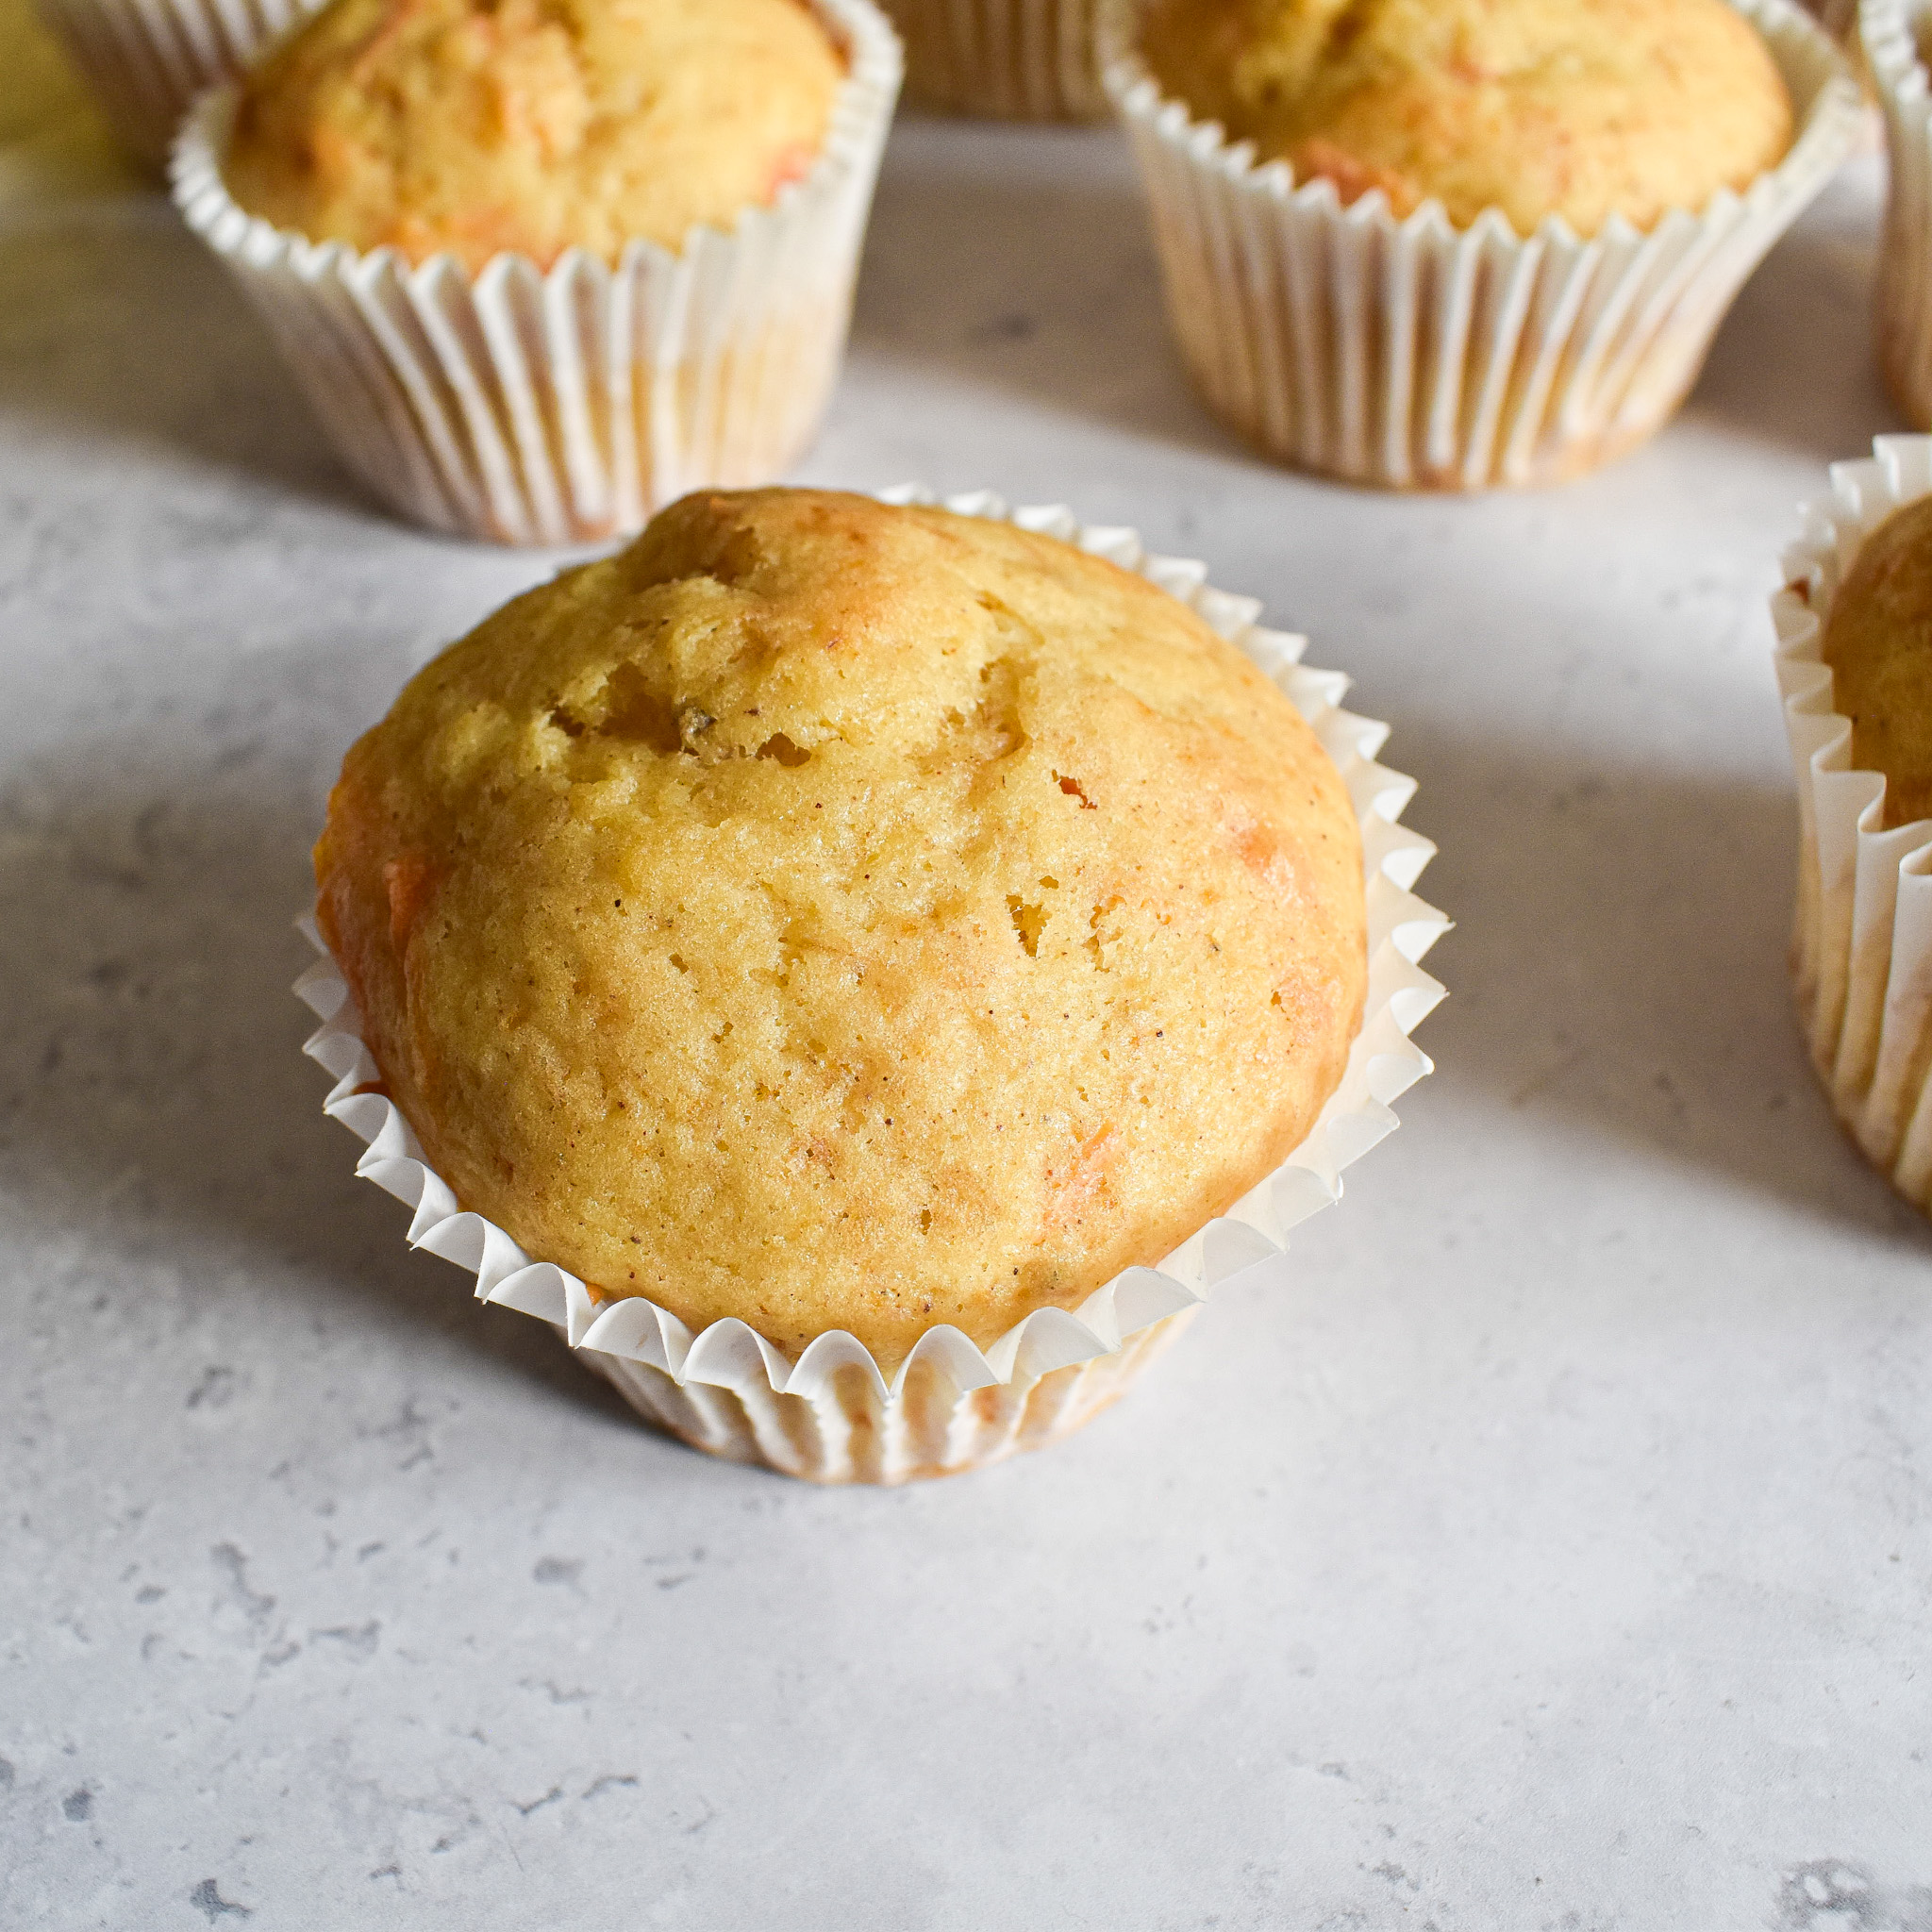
[1140,0,1795,236]
[225,0,846,269]
[315,488,1368,1364]
[883,0,1107,118]
[1821,494,1932,826]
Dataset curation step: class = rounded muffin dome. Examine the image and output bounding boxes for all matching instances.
[224,0,846,270]
[1139,0,1794,237]
[315,489,1368,1363]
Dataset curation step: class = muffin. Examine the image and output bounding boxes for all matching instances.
[32,0,321,169]
[882,0,1107,117]
[1774,437,1932,1210]
[1141,0,1793,236]
[225,0,846,270]
[1101,0,1860,489]
[300,486,1447,1480]
[171,0,902,543]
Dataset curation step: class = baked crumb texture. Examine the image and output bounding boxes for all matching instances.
[316,488,1369,1361]
[1141,0,1793,237]
[225,0,846,268]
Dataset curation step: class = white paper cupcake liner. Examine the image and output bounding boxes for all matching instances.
[32,0,320,168]
[1866,0,1932,424]
[1775,436,1932,1205]
[294,490,1449,1484]
[167,0,903,546]
[1100,0,1861,491]
[884,0,1105,119]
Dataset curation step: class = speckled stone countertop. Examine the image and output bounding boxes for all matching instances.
[4,9,1929,1928]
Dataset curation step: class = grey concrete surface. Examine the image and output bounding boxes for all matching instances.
[2,25,1929,1931]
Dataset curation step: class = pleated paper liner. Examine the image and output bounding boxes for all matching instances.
[295,491,1449,1484]
[1775,435,1932,1206]
[168,0,903,546]
[1099,0,1861,491]
[884,0,1106,119]
[33,0,319,168]
[1867,0,1932,425]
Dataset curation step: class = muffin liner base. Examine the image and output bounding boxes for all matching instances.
[569,1307,1194,1482]
[297,491,1448,1482]
[887,0,1106,119]
[168,0,902,545]
[1101,0,1861,491]
[32,0,320,167]
[1775,434,1932,1205]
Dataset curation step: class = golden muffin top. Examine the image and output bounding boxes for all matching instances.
[1822,495,1932,830]
[225,0,845,271]
[315,489,1368,1364]
[1139,0,1794,236]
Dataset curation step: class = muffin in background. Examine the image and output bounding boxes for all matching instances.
[298,486,1447,1482]
[1141,0,1794,237]
[882,0,1107,117]
[1774,436,1932,1210]
[171,0,902,545]
[33,0,319,168]
[225,0,846,269]
[1101,0,1860,491]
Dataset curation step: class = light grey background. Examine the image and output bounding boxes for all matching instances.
[3,39,1929,1932]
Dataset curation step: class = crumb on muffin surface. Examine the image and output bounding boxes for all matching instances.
[224,0,845,271]
[315,488,1368,1364]
[1823,494,1932,829]
[1139,0,1795,237]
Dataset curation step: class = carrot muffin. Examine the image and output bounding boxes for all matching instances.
[314,488,1368,1364]
[1139,0,1795,236]
[224,0,847,269]
[1820,493,1932,827]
